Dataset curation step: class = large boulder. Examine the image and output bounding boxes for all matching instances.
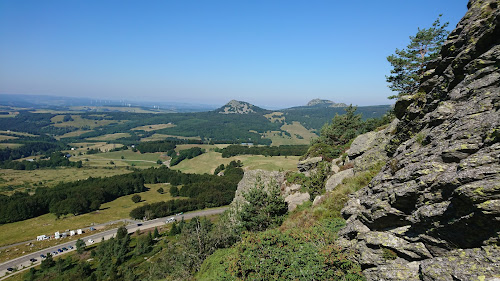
[325,168,354,192]
[232,169,285,205]
[340,1,500,280]
[284,192,310,211]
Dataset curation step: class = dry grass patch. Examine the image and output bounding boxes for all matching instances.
[131,123,176,131]
[141,133,201,141]
[0,135,18,141]
[52,115,125,129]
[55,130,94,139]
[87,133,131,141]
[0,130,36,137]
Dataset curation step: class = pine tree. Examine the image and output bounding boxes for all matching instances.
[386,15,449,99]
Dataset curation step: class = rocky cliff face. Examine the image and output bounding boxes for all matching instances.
[218,100,260,114]
[339,1,500,280]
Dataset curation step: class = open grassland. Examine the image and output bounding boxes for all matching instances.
[72,150,166,168]
[262,122,317,146]
[264,111,286,122]
[131,123,175,131]
[0,130,36,137]
[55,130,94,139]
[0,167,132,194]
[52,115,126,129]
[68,142,124,152]
[174,144,229,151]
[86,133,131,141]
[171,151,299,174]
[0,184,177,247]
[0,135,18,141]
[141,133,201,142]
[0,143,23,149]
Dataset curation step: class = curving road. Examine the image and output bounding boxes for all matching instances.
[0,207,227,279]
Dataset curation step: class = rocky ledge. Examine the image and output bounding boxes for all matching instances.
[339,1,500,280]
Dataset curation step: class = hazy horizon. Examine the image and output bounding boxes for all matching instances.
[0,0,467,107]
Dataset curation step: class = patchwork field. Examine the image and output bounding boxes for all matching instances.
[0,184,177,247]
[0,135,18,141]
[0,143,23,149]
[68,142,124,152]
[131,123,175,131]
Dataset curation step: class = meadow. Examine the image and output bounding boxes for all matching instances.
[0,184,177,247]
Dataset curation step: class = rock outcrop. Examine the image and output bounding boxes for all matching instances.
[347,119,398,173]
[306,98,347,108]
[339,1,500,280]
[232,169,286,205]
[218,100,262,114]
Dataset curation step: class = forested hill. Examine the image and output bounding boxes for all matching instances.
[0,100,391,145]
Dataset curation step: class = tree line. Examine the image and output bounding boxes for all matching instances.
[216,144,309,158]
[0,171,148,224]
[0,152,82,170]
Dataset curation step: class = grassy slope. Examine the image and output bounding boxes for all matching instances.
[171,151,299,174]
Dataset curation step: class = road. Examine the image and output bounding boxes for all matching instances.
[0,207,227,279]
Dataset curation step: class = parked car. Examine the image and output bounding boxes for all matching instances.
[68,246,74,250]
[62,247,68,251]
[57,249,63,253]
[7,267,14,271]
[29,258,37,262]
[40,254,46,259]
[137,223,142,226]
[52,251,58,255]
[88,239,94,244]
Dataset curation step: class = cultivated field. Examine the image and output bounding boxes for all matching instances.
[0,184,177,247]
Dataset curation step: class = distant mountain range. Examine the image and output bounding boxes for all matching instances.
[0,94,387,114]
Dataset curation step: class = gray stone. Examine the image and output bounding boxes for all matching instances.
[284,192,310,212]
[297,156,322,173]
[338,1,500,279]
[312,195,323,206]
[325,168,354,191]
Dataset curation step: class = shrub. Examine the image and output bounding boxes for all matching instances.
[131,195,141,203]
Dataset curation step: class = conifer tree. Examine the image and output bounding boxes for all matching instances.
[386,15,449,99]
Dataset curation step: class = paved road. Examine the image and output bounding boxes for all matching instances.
[0,207,227,279]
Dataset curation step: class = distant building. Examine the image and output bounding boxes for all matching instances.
[55,232,60,239]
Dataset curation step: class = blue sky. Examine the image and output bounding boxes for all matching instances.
[0,0,467,108]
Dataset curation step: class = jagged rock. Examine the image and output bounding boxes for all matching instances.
[340,1,500,279]
[325,168,353,191]
[284,192,310,211]
[312,195,323,206]
[419,246,500,281]
[297,156,322,173]
[232,169,285,205]
[283,184,301,197]
[347,118,398,173]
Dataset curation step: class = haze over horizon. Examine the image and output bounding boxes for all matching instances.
[0,0,466,108]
